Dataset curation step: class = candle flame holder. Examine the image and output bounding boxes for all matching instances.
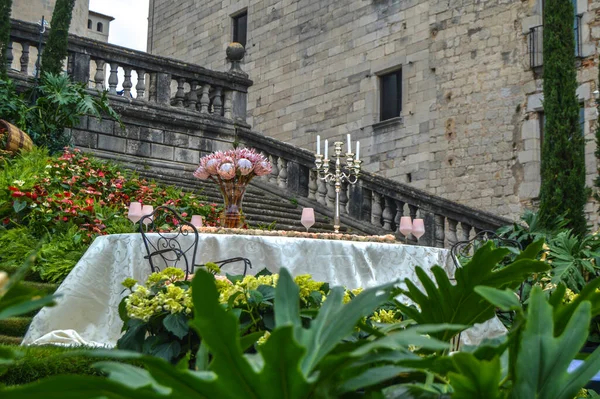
[315,141,362,233]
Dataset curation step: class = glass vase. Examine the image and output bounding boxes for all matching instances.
[218,180,247,228]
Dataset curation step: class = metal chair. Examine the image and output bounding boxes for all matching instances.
[139,206,252,278]
[450,230,522,271]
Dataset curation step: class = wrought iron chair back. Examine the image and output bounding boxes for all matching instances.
[450,230,522,270]
[194,257,252,277]
[139,206,199,278]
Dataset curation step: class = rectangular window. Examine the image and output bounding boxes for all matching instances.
[579,104,585,135]
[232,12,247,48]
[380,69,402,121]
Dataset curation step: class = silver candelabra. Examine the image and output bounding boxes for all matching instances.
[315,141,362,233]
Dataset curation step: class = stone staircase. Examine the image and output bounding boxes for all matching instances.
[135,170,363,234]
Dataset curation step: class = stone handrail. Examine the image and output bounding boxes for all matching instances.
[239,128,512,248]
[7,19,252,123]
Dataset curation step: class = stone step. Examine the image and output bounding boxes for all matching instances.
[0,317,32,337]
[21,281,59,296]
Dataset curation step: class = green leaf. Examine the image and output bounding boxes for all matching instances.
[163,312,189,339]
[0,294,57,320]
[338,365,414,394]
[512,286,600,399]
[298,280,396,376]
[257,284,275,301]
[398,241,548,342]
[448,353,503,399]
[274,268,301,328]
[116,319,147,352]
[93,361,171,395]
[240,331,265,352]
[12,199,26,213]
[474,286,522,312]
[0,374,162,398]
[247,289,264,305]
[151,341,181,363]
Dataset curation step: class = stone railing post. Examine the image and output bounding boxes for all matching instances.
[226,42,248,121]
[70,52,91,85]
[155,72,172,105]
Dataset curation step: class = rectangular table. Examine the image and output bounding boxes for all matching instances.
[22,233,456,347]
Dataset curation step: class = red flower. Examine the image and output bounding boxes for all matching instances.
[8,186,18,192]
[63,216,68,221]
[11,191,25,197]
[85,198,94,205]
[98,171,105,177]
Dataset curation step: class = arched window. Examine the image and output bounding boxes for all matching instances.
[97,22,103,32]
[87,19,92,29]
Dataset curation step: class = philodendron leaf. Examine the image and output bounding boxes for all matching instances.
[398,241,548,342]
[512,286,600,399]
[448,353,504,399]
[0,374,163,399]
[474,286,522,312]
[189,270,263,399]
[298,280,396,376]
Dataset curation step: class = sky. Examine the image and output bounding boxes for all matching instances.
[88,0,149,51]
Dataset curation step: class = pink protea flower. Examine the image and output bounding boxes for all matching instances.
[237,158,253,175]
[254,160,273,176]
[205,158,220,175]
[193,166,210,179]
[218,163,236,180]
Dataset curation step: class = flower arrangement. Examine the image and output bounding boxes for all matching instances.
[118,267,402,366]
[193,148,272,228]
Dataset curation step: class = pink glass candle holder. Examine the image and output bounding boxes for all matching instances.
[191,215,203,228]
[412,218,425,240]
[399,216,412,242]
[127,202,142,223]
[141,205,154,226]
[301,208,315,232]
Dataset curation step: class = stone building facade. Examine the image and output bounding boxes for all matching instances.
[150,0,599,223]
[86,10,114,43]
[11,0,90,36]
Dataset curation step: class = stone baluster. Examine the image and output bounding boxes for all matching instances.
[408,204,418,221]
[307,169,317,200]
[187,80,198,110]
[269,155,279,185]
[371,191,383,227]
[213,87,223,115]
[460,222,472,241]
[434,214,446,248]
[382,196,396,231]
[223,90,233,119]
[339,181,349,215]
[447,219,458,246]
[317,179,327,206]
[94,59,106,91]
[6,40,13,70]
[135,69,146,99]
[199,84,211,113]
[19,42,30,74]
[326,180,336,208]
[173,77,185,107]
[108,62,119,95]
[278,158,288,188]
[122,67,132,98]
[394,200,405,230]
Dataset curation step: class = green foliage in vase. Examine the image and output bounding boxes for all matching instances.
[40,0,75,76]
[539,0,587,236]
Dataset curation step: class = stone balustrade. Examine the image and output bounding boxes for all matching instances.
[4,20,511,248]
[239,128,511,248]
[6,19,252,122]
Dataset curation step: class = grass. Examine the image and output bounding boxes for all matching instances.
[0,345,143,386]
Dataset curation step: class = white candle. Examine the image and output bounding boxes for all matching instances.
[347,134,351,153]
[316,135,320,155]
[324,139,328,159]
[356,141,360,160]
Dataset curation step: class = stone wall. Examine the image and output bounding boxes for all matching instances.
[11,0,89,36]
[154,0,598,224]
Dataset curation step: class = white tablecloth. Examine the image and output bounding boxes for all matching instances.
[22,233,504,347]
